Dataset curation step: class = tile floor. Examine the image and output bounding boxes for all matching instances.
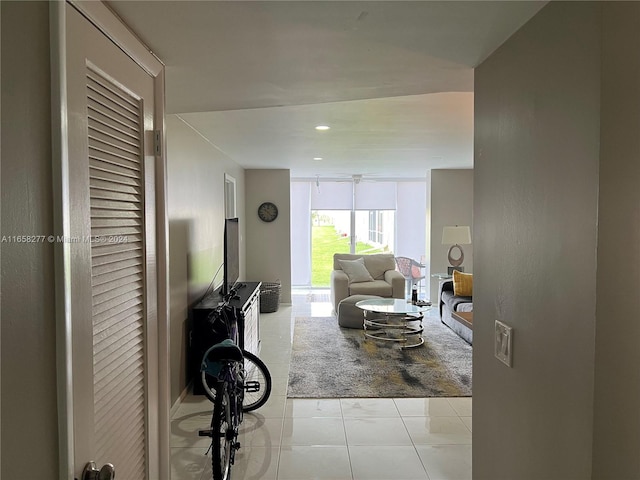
[171,291,472,480]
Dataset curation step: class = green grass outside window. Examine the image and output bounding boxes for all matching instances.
[311,225,385,287]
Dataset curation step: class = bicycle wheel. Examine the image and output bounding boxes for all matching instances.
[201,369,217,403]
[242,351,272,412]
[211,383,232,480]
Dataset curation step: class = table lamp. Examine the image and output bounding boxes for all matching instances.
[442,226,471,274]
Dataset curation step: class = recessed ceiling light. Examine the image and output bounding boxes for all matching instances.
[315,125,330,131]
[313,157,323,161]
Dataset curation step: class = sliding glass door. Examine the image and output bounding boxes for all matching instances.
[311,209,393,287]
[290,180,427,289]
[311,210,350,287]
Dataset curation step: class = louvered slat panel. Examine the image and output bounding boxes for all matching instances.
[91,257,142,276]
[94,337,144,377]
[87,89,140,128]
[92,217,142,229]
[94,322,141,352]
[91,265,143,288]
[89,146,141,171]
[91,209,143,221]
[94,359,145,401]
[92,293,143,320]
[94,322,144,357]
[87,71,139,114]
[93,308,144,340]
[96,396,145,455]
[91,241,143,260]
[90,188,141,204]
[93,310,143,339]
[89,123,141,151]
[94,380,144,427]
[93,233,143,245]
[94,369,145,415]
[92,247,141,266]
[91,198,140,211]
[88,115,140,144]
[92,272,142,295]
[92,284,144,311]
[109,430,146,473]
[91,226,143,237]
[97,402,146,450]
[87,103,140,137]
[88,129,140,157]
[93,356,144,422]
[88,66,146,479]
[90,167,140,187]
[90,177,141,195]
[88,124,141,153]
[88,132,140,161]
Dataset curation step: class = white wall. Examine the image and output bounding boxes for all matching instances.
[474,3,600,478]
[290,182,312,286]
[429,169,474,302]
[395,181,428,263]
[245,170,292,303]
[592,4,640,478]
[1,2,59,476]
[166,115,245,404]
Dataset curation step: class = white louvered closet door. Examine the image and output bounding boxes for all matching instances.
[88,67,147,477]
[64,4,160,479]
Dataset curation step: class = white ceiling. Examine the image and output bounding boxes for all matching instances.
[107,1,545,179]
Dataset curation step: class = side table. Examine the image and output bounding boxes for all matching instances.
[431,273,452,280]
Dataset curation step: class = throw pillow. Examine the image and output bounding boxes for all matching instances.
[338,257,374,284]
[453,270,473,297]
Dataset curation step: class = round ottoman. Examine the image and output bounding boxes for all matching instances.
[337,294,382,329]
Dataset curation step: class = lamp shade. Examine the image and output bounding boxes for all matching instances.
[442,226,471,245]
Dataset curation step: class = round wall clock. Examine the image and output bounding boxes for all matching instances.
[257,202,278,222]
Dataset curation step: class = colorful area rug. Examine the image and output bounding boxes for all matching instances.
[287,315,472,398]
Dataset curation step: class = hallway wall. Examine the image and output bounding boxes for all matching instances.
[1,2,59,477]
[245,169,292,303]
[475,4,640,477]
[166,115,245,404]
[592,3,640,477]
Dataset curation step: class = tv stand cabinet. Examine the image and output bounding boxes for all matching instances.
[190,281,261,395]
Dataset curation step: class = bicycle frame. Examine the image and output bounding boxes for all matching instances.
[199,351,245,479]
[218,360,243,462]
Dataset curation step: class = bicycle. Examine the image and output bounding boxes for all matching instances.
[201,343,271,411]
[198,303,272,480]
[200,303,272,411]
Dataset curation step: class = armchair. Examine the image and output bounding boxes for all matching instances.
[395,256,426,297]
[330,253,405,313]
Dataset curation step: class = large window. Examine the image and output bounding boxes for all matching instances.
[291,180,427,288]
[363,210,394,247]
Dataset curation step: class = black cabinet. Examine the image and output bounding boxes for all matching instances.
[190,282,261,395]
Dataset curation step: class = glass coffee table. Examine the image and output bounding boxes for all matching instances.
[355,298,431,349]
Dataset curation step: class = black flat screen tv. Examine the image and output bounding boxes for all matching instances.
[222,218,240,296]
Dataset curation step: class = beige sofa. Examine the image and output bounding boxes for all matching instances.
[330,253,405,312]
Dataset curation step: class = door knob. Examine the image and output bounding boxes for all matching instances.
[81,462,115,480]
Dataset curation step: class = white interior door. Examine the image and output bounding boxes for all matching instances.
[61,3,162,478]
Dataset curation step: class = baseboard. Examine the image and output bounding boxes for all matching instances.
[170,381,193,418]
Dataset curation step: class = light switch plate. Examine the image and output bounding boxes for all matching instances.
[495,320,513,367]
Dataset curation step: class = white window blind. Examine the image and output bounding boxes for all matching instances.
[310,181,353,210]
[355,182,397,210]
